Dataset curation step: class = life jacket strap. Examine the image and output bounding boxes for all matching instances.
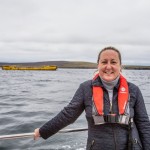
[93,114,130,125]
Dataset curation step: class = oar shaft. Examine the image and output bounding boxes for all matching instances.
[0,127,88,140]
[0,133,34,140]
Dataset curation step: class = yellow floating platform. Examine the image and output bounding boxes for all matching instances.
[1,65,57,71]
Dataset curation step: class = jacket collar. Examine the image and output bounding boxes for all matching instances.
[92,75,120,90]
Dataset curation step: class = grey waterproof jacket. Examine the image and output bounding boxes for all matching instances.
[39,76,150,150]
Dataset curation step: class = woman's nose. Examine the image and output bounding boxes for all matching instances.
[106,63,112,69]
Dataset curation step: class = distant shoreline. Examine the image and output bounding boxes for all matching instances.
[0,61,150,70]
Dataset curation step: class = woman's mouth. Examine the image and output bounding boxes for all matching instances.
[104,71,113,75]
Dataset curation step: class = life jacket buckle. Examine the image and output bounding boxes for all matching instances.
[93,115,105,125]
[118,115,130,125]
[104,114,118,123]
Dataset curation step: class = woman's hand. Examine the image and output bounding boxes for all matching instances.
[34,128,41,140]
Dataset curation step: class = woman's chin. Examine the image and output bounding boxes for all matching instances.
[102,76,115,82]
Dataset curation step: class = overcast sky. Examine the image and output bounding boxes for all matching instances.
[0,0,150,65]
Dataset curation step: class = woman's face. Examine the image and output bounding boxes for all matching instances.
[98,49,121,82]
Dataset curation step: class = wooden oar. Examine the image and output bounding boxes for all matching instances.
[0,127,88,140]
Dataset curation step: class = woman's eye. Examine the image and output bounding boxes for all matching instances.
[112,61,117,64]
[101,61,107,64]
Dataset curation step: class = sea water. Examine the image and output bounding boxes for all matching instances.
[0,69,150,150]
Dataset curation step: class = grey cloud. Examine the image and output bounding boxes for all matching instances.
[0,0,150,65]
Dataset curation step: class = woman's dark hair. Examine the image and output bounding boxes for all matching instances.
[97,46,122,65]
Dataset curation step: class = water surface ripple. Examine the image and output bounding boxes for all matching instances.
[0,69,149,150]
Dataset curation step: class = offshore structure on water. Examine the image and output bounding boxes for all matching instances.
[1,65,57,71]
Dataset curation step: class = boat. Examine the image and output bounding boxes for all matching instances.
[1,65,57,71]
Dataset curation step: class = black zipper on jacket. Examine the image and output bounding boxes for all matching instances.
[111,125,117,150]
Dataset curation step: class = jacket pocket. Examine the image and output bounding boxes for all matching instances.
[88,140,95,150]
[132,138,143,150]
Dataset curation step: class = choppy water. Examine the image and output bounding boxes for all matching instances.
[0,69,150,150]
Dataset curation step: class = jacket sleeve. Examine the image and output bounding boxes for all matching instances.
[39,84,85,139]
[134,86,150,149]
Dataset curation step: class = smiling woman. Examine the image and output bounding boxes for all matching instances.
[97,47,122,82]
[34,46,150,150]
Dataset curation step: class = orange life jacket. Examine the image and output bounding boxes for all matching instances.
[93,74,129,115]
